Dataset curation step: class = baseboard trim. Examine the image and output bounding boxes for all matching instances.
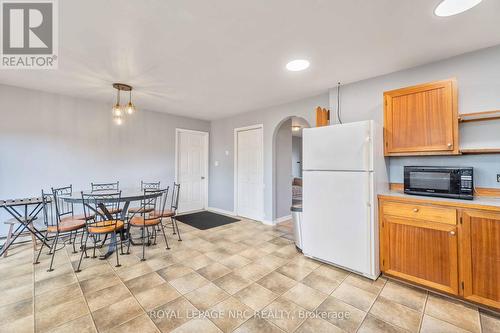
[274,215,292,224]
[207,207,237,217]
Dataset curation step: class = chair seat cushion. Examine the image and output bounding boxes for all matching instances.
[128,207,154,214]
[88,220,124,234]
[129,216,161,227]
[149,210,175,218]
[47,219,85,233]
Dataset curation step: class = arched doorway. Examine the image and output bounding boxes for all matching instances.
[272,116,310,222]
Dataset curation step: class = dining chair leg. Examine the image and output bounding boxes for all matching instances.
[119,230,124,255]
[141,226,146,261]
[172,217,182,241]
[159,221,170,250]
[152,227,157,245]
[126,227,132,255]
[80,231,88,258]
[92,235,97,258]
[75,233,88,273]
[47,232,59,272]
[114,232,121,268]
[34,231,48,264]
[71,231,77,254]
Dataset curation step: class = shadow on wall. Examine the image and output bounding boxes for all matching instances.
[272,116,310,221]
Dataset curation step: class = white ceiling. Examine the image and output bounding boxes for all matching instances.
[1,0,500,120]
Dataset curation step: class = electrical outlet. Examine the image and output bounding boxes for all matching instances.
[497,174,500,182]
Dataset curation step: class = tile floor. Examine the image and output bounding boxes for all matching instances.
[0,218,499,333]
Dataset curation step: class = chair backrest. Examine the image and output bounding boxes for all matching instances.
[141,188,167,221]
[158,186,170,215]
[171,183,180,211]
[41,190,56,227]
[52,185,74,222]
[91,181,119,192]
[141,181,160,190]
[81,191,121,232]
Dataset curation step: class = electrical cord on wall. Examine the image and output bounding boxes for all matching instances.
[337,82,342,124]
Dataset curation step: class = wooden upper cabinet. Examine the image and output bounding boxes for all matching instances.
[460,210,500,309]
[384,79,459,156]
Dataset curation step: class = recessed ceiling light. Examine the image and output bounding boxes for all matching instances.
[434,0,482,17]
[286,59,310,72]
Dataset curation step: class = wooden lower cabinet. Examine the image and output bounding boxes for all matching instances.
[381,216,459,294]
[460,210,500,309]
[379,197,500,310]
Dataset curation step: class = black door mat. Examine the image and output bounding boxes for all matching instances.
[175,211,240,230]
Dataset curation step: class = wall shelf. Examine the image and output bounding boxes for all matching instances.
[460,148,500,155]
[458,110,500,123]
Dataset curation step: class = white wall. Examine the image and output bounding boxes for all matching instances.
[209,93,329,222]
[292,136,302,178]
[275,119,292,219]
[0,84,210,235]
[329,45,500,188]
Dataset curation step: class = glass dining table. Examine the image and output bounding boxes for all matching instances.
[61,189,163,258]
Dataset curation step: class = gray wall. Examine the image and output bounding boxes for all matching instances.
[329,45,500,188]
[209,94,325,222]
[292,136,302,178]
[275,119,292,219]
[0,84,210,235]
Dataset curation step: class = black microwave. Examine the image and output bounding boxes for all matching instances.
[404,166,473,200]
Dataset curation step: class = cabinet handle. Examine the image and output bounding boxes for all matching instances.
[447,143,453,148]
[413,208,419,212]
[449,231,456,236]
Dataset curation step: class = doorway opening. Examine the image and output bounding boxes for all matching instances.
[272,116,310,223]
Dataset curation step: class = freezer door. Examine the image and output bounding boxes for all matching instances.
[303,120,373,171]
[302,170,373,275]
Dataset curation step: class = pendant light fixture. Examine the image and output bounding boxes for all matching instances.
[112,83,137,125]
[126,89,136,115]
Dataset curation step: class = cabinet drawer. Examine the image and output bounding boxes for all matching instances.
[382,201,456,225]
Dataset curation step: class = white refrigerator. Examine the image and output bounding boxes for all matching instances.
[302,120,387,280]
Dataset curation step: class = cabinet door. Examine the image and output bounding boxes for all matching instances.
[381,216,459,294]
[460,210,500,309]
[384,79,458,156]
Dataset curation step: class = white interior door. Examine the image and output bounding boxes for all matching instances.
[176,129,208,213]
[235,126,264,221]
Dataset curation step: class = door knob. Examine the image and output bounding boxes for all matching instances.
[447,143,453,148]
[413,208,419,212]
[201,176,205,180]
[449,231,456,236]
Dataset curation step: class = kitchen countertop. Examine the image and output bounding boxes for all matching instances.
[378,189,500,212]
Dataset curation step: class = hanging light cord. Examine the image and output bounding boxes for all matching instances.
[337,82,342,124]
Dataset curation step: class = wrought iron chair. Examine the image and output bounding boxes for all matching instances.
[128,181,161,215]
[51,185,93,250]
[34,189,86,271]
[127,188,170,260]
[151,183,181,241]
[75,191,124,272]
[90,181,122,216]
